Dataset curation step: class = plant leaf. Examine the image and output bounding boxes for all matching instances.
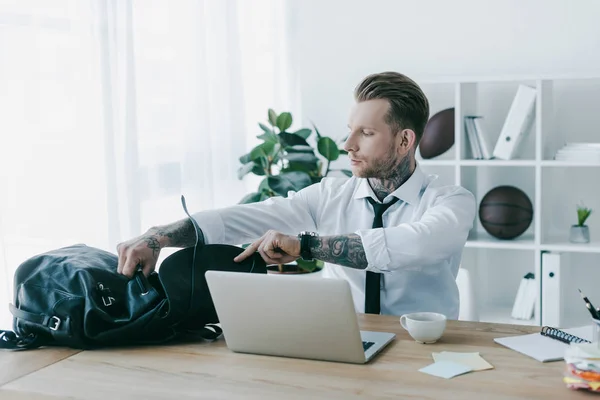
[276,112,293,131]
[259,192,272,201]
[311,121,322,139]
[279,132,309,147]
[237,161,256,179]
[258,177,271,193]
[284,152,320,165]
[292,128,312,139]
[239,192,262,204]
[259,122,272,133]
[267,171,312,197]
[285,145,314,153]
[251,164,266,176]
[268,109,278,126]
[578,206,592,226]
[239,152,252,164]
[250,141,276,161]
[295,259,319,272]
[341,169,353,177]
[339,149,348,155]
[317,137,340,161]
[257,131,279,143]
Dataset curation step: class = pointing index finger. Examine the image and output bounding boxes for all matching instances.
[234,241,260,262]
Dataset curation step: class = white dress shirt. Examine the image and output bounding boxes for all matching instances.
[192,164,476,319]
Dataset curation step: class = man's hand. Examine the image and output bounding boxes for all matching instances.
[116,231,165,278]
[234,230,301,265]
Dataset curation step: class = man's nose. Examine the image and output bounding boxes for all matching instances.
[343,134,357,152]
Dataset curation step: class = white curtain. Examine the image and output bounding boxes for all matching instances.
[0,0,295,329]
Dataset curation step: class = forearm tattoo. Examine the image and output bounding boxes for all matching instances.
[144,236,162,258]
[147,218,199,250]
[309,234,368,269]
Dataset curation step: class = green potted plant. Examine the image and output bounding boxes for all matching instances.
[237,109,350,273]
[569,202,592,243]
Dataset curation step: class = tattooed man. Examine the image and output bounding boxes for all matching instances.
[117,72,476,318]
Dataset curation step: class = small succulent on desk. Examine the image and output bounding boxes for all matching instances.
[577,202,593,227]
[237,108,349,272]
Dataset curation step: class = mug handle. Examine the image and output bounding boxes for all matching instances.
[400,315,408,330]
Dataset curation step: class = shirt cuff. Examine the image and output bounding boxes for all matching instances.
[192,210,225,245]
[355,228,392,273]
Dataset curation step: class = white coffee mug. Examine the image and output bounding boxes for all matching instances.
[400,312,447,344]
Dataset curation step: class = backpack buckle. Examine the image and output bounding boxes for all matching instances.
[49,316,61,331]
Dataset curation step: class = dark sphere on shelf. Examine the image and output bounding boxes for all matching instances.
[419,108,454,159]
[479,185,533,240]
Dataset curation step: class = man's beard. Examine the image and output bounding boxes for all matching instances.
[359,148,405,179]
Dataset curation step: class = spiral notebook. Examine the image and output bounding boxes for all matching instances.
[494,325,594,362]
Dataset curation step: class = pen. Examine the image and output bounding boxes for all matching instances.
[578,289,600,320]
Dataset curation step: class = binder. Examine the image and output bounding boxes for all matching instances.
[492,84,537,160]
[541,252,564,327]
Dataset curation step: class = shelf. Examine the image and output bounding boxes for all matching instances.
[414,72,600,85]
[541,236,600,253]
[478,305,538,326]
[417,159,455,166]
[466,232,536,250]
[541,160,600,167]
[419,160,542,167]
[460,159,536,167]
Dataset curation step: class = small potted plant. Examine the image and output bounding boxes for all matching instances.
[237,108,349,273]
[569,202,592,243]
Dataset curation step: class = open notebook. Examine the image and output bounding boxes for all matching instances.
[494,325,594,362]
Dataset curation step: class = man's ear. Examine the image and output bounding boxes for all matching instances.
[396,129,416,155]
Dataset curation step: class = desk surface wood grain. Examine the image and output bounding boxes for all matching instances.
[0,347,81,386]
[1,315,590,399]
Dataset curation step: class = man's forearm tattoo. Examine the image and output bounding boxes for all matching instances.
[309,234,368,269]
[147,218,199,250]
[144,236,162,257]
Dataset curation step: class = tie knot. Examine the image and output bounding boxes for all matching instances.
[367,197,399,228]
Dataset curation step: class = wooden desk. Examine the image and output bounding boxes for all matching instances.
[0,347,80,386]
[0,315,590,399]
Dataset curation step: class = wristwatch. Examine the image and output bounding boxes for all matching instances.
[298,231,319,261]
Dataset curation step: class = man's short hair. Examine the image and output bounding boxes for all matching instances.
[354,72,430,146]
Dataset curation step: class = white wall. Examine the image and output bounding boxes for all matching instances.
[287,0,600,140]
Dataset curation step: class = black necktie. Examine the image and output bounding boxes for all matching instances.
[365,196,400,314]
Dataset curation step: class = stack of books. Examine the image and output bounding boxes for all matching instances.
[510,272,537,320]
[463,84,537,160]
[554,143,600,163]
[464,116,492,159]
[564,341,600,393]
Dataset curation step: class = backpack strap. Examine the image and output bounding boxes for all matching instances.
[180,195,203,314]
[9,303,60,329]
[0,330,46,349]
[184,323,223,341]
[1,303,60,349]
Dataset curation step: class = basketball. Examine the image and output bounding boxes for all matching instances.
[479,186,533,239]
[419,108,454,159]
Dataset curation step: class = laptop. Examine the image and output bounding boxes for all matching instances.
[205,270,396,364]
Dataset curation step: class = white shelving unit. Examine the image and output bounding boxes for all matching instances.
[415,74,600,327]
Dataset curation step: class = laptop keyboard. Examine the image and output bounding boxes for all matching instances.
[362,341,375,351]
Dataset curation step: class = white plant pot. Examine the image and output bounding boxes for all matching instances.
[569,225,590,243]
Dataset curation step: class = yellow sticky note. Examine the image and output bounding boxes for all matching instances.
[432,352,494,371]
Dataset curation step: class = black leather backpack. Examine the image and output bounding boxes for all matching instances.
[0,196,266,350]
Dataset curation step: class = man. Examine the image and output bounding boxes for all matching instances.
[117,71,476,319]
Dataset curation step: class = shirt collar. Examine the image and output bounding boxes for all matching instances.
[353,163,425,205]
